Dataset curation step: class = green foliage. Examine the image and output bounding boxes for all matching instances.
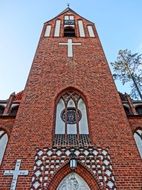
[111,49,142,99]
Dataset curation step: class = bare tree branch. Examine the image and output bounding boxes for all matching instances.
[111,49,142,100]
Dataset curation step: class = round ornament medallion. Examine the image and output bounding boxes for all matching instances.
[61,107,82,124]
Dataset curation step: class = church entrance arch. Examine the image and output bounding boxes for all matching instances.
[57,172,90,190]
[47,163,100,190]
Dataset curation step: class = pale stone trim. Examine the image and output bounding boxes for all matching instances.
[88,25,95,37]
[78,20,85,37]
[44,25,51,37]
[54,20,61,37]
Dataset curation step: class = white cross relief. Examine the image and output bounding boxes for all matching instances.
[59,39,81,57]
[4,159,29,190]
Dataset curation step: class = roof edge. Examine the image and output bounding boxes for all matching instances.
[44,7,94,25]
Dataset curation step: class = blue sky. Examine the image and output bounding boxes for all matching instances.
[0,1,142,99]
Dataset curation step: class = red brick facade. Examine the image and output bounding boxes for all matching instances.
[0,8,141,189]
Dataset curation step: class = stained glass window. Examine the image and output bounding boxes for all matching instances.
[55,91,88,135]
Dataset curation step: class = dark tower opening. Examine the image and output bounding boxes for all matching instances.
[136,106,142,115]
[64,26,75,37]
[10,106,19,116]
[0,105,5,115]
[123,106,131,115]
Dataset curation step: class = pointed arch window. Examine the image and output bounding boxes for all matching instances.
[134,129,142,158]
[0,129,8,164]
[57,172,90,190]
[54,90,90,146]
[55,91,88,135]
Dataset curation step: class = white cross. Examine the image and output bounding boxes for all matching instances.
[59,39,81,57]
[4,159,29,190]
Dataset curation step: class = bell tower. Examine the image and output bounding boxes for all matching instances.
[0,7,141,190]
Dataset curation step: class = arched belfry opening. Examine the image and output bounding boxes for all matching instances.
[63,14,75,37]
[64,26,76,37]
[57,172,90,190]
[54,89,91,147]
[10,105,19,116]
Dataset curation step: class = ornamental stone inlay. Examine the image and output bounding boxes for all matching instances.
[30,147,116,190]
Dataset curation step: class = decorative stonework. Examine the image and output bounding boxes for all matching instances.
[57,172,90,190]
[31,147,116,190]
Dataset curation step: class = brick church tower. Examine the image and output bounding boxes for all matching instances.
[0,7,142,190]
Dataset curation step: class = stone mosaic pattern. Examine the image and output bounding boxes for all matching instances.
[30,147,116,190]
